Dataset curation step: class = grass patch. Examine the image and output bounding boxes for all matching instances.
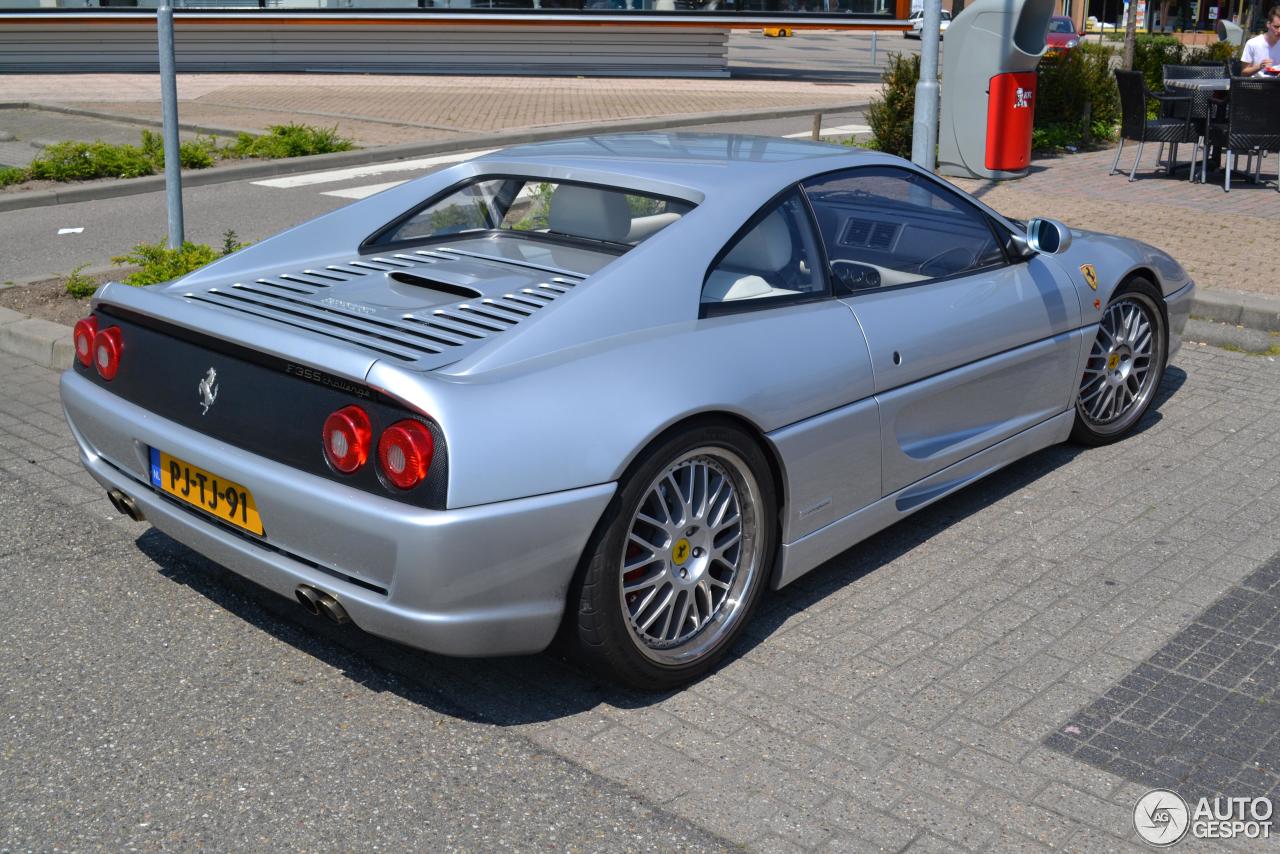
[223,123,354,160]
[64,264,98,298]
[8,124,354,187]
[0,165,27,187]
[112,240,221,286]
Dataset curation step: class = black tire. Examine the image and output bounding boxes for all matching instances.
[566,422,777,691]
[1070,278,1168,446]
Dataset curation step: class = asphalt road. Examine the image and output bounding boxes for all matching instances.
[0,109,871,284]
[0,407,730,852]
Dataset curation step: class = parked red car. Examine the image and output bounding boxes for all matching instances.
[1045,16,1081,54]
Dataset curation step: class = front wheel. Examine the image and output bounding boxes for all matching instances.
[567,423,776,691]
[1070,279,1168,445]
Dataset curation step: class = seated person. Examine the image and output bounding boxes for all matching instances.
[1241,8,1280,76]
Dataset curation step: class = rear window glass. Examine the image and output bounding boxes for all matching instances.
[371,178,694,249]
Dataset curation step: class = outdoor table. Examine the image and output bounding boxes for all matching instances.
[1162,78,1231,177]
[1164,77,1230,92]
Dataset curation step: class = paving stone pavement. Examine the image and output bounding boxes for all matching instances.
[1046,555,1280,808]
[2,341,1279,851]
[948,147,1280,304]
[0,73,880,149]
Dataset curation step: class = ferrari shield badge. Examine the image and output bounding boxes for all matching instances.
[1080,263,1099,290]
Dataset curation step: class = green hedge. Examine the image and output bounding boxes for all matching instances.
[1034,42,1120,149]
[866,53,920,159]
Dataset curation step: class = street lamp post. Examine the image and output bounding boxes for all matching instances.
[158,0,184,249]
[912,0,942,171]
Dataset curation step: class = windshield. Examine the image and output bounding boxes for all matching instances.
[371,177,694,250]
[1049,18,1075,32]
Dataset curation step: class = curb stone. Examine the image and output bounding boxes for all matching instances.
[0,311,74,370]
[1188,287,1280,333]
[1183,318,1279,355]
[0,100,871,214]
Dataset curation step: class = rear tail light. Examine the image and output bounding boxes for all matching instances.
[378,419,434,490]
[322,405,372,474]
[93,326,123,380]
[73,317,98,367]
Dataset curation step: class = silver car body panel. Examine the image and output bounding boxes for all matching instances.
[63,133,1195,657]
[63,370,614,656]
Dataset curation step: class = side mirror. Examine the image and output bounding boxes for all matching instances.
[1024,218,1073,255]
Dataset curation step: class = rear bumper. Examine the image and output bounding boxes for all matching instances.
[61,371,614,657]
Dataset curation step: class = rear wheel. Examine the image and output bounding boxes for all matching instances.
[568,423,776,691]
[1070,279,1167,445]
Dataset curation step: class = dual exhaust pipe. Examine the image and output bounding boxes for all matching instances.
[106,489,145,522]
[105,489,350,628]
[295,584,351,625]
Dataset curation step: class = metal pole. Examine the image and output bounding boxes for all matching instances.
[158,1,184,249]
[911,0,942,171]
[871,30,878,65]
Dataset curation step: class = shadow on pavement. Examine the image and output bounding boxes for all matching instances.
[131,368,1188,726]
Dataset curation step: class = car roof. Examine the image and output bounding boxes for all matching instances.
[472,132,891,198]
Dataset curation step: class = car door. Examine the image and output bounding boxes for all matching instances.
[700,188,881,541]
[801,165,1083,497]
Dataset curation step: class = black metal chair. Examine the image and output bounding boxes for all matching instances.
[1161,64,1223,179]
[1111,69,1197,181]
[1205,77,1280,191]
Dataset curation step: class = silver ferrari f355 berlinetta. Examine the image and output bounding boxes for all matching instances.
[62,133,1194,689]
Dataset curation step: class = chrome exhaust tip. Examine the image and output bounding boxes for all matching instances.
[295,585,323,617]
[106,489,145,522]
[295,585,350,625]
[315,591,351,625]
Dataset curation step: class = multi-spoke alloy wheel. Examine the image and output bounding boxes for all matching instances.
[1072,281,1167,445]
[568,424,775,690]
[620,448,761,666]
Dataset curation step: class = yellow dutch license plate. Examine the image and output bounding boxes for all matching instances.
[148,448,264,535]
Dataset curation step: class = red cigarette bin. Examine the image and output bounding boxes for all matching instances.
[985,72,1038,172]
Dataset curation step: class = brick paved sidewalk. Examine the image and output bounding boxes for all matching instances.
[3,332,1279,850]
[949,147,1280,302]
[0,73,881,148]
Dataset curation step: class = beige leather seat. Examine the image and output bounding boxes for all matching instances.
[547,185,632,244]
[702,211,799,303]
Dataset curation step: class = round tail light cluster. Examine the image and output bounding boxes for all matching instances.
[322,406,372,474]
[321,406,435,491]
[73,317,98,368]
[378,420,435,491]
[74,317,124,380]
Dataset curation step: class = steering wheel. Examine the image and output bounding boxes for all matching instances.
[830,259,881,292]
[919,246,975,278]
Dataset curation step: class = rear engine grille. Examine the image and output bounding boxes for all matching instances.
[181,249,584,364]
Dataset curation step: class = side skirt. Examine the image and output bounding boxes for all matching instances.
[770,409,1075,589]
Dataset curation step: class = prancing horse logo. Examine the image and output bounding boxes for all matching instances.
[198,367,219,415]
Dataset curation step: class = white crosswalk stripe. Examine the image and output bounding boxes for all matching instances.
[251,148,497,189]
[321,179,409,200]
[253,129,873,202]
[784,124,872,139]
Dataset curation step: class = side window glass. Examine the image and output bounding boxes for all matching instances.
[701,191,826,309]
[801,166,1007,293]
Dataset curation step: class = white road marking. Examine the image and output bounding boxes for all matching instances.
[785,124,872,138]
[57,227,84,235]
[321,180,408,200]
[252,149,497,189]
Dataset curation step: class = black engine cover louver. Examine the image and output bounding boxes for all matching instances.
[179,247,584,367]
